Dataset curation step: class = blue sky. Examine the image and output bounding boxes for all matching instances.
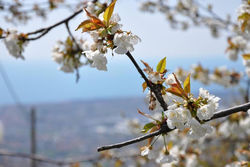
[0,0,243,106]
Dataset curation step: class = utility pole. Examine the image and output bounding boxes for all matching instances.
[30,108,37,167]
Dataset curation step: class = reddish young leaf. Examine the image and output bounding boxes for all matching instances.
[166,86,183,98]
[84,9,105,27]
[75,20,101,32]
[172,73,182,89]
[141,60,153,73]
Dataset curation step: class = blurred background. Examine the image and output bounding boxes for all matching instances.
[0,0,247,166]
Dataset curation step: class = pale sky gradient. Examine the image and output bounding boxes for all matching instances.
[0,0,243,105]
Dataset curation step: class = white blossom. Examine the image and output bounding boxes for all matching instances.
[186,155,198,167]
[231,36,247,50]
[4,30,28,59]
[163,93,183,106]
[141,147,150,156]
[59,62,74,73]
[81,40,91,51]
[148,73,162,84]
[141,146,158,159]
[237,1,250,33]
[110,13,121,23]
[90,31,99,43]
[51,40,83,73]
[239,117,250,135]
[165,74,176,85]
[209,66,233,87]
[165,106,191,130]
[227,49,238,61]
[198,88,210,99]
[218,121,231,137]
[225,161,242,167]
[190,64,210,85]
[113,33,141,54]
[218,121,245,138]
[237,1,250,16]
[156,152,177,164]
[187,118,213,139]
[84,50,107,71]
[197,88,220,120]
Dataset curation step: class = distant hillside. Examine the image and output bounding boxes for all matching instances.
[0,93,244,165]
[0,97,149,159]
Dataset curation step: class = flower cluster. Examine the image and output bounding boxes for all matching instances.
[218,112,250,139]
[52,37,87,73]
[138,101,249,166]
[237,0,250,33]
[76,0,140,71]
[140,0,232,37]
[165,84,220,139]
[140,58,222,163]
[210,66,242,87]
[226,36,248,61]
[175,64,242,87]
[3,29,28,59]
[190,64,210,85]
[231,0,250,78]
[243,54,250,78]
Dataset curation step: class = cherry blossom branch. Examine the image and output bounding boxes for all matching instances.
[194,0,236,27]
[126,51,168,110]
[208,102,250,120]
[97,102,250,152]
[26,9,82,41]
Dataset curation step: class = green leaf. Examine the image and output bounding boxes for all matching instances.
[156,57,166,73]
[66,37,73,47]
[141,122,156,133]
[103,0,117,26]
[183,74,191,94]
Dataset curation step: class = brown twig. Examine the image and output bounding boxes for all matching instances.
[26,9,82,41]
[65,21,82,51]
[194,0,236,27]
[97,102,250,152]
[126,51,168,110]
[245,79,250,103]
